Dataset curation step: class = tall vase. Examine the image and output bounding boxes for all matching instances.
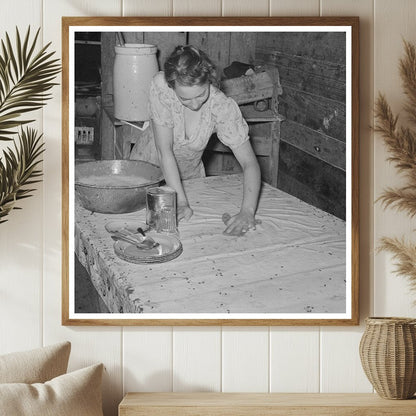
[359,317,416,399]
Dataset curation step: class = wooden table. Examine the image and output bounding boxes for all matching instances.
[118,392,416,415]
[75,174,346,316]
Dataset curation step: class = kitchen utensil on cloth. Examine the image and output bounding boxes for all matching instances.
[137,227,159,247]
[113,233,183,264]
[106,220,158,250]
[105,220,150,234]
[110,229,159,250]
[105,219,182,263]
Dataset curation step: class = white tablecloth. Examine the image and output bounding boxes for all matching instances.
[75,174,346,315]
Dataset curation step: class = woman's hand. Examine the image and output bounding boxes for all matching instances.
[178,203,193,222]
[222,211,261,236]
[226,141,261,236]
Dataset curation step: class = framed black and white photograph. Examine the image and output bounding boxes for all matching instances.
[62,16,359,326]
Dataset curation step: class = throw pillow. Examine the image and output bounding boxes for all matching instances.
[0,341,71,384]
[0,363,104,416]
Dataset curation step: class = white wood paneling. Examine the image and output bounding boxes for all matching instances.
[0,202,43,353]
[222,0,269,16]
[173,327,221,391]
[376,251,416,316]
[47,0,122,16]
[222,327,269,392]
[270,0,320,16]
[0,1,41,34]
[57,327,123,415]
[173,0,222,16]
[320,327,373,392]
[42,2,124,415]
[124,328,173,393]
[123,0,172,16]
[0,0,43,355]
[270,327,320,392]
[373,0,416,317]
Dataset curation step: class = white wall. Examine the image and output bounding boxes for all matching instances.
[1,1,416,415]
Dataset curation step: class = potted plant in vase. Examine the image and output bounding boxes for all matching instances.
[359,40,416,400]
[0,27,60,223]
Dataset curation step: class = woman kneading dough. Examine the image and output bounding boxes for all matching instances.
[149,45,261,236]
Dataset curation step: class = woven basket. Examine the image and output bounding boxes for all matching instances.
[359,317,416,399]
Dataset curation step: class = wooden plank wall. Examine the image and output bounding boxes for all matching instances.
[256,32,347,219]
[2,1,416,416]
[101,31,257,177]
[101,31,347,218]
[102,30,255,102]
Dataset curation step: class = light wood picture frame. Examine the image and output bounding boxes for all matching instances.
[62,16,359,326]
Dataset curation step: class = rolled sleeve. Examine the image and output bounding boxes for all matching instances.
[214,94,249,149]
[148,72,174,128]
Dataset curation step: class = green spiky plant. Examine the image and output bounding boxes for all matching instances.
[0,27,60,224]
[375,39,416,296]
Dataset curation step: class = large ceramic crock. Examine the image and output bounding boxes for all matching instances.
[75,160,163,214]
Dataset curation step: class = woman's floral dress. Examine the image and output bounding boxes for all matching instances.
[149,71,249,180]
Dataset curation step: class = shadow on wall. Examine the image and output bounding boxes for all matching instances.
[102,365,123,416]
[69,1,117,15]
[123,368,217,393]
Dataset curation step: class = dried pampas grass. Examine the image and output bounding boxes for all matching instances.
[376,40,416,296]
[378,237,416,294]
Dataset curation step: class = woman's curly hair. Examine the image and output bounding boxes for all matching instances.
[164,45,218,88]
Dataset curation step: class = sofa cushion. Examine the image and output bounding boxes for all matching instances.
[0,363,104,416]
[0,341,71,384]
